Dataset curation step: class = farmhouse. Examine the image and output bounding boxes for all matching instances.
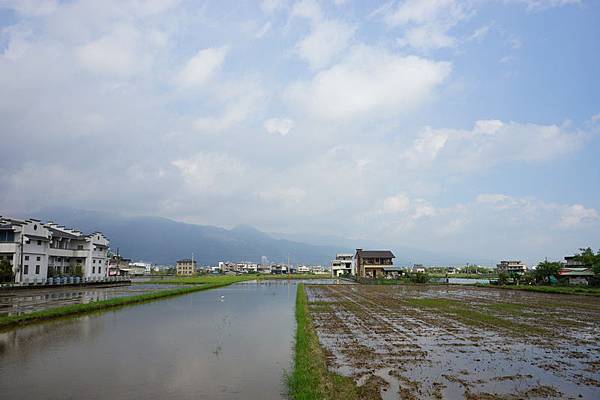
[355,249,395,279]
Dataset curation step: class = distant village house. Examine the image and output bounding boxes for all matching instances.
[176,259,197,276]
[355,249,395,279]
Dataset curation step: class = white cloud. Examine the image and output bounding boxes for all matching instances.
[260,0,284,14]
[172,152,245,194]
[383,193,411,213]
[175,46,228,88]
[75,26,141,77]
[385,0,469,50]
[467,24,493,43]
[402,120,584,172]
[0,0,58,16]
[255,22,272,38]
[193,79,266,134]
[295,19,355,70]
[513,0,580,12]
[286,45,451,121]
[402,129,448,167]
[559,204,599,228]
[259,187,306,204]
[291,0,322,22]
[264,118,295,135]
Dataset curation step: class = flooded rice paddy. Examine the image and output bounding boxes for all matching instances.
[307,284,600,400]
[0,284,183,316]
[0,280,302,399]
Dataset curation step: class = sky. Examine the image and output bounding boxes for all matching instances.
[0,0,599,265]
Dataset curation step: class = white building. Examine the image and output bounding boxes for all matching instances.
[497,260,528,275]
[331,254,354,277]
[0,216,109,283]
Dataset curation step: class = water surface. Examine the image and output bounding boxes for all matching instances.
[0,280,303,400]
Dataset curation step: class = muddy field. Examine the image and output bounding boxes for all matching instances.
[306,284,600,400]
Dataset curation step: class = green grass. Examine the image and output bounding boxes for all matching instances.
[139,275,253,285]
[288,284,359,400]
[429,273,498,279]
[477,284,600,296]
[487,302,527,314]
[0,278,241,330]
[405,298,546,335]
[141,274,328,285]
[260,274,329,280]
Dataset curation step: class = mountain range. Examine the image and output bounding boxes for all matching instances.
[20,207,493,266]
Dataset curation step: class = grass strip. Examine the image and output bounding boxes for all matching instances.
[0,281,235,330]
[141,274,328,285]
[288,283,359,400]
[140,275,253,285]
[476,284,600,296]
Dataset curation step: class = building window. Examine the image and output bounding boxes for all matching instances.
[37,240,42,246]
[99,267,101,274]
[77,245,83,250]
[0,230,15,242]
[25,255,29,261]
[93,267,95,273]
[35,265,40,274]
[24,265,29,274]
[37,256,41,261]
[33,224,37,230]
[93,259,96,264]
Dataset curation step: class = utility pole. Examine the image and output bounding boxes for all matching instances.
[19,229,24,283]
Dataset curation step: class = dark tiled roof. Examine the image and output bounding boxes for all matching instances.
[357,250,395,258]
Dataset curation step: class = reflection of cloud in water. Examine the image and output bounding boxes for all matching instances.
[0,281,304,399]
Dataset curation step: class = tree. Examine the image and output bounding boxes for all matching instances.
[410,272,430,284]
[497,272,509,285]
[0,260,15,283]
[534,261,562,284]
[573,248,600,285]
[509,272,521,285]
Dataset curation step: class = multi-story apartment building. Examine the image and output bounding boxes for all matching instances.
[331,253,354,277]
[176,259,197,276]
[355,249,395,278]
[0,216,109,283]
[496,260,528,275]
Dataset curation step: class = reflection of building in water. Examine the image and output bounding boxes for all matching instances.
[0,216,109,283]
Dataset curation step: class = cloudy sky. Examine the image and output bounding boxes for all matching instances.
[0,0,599,264]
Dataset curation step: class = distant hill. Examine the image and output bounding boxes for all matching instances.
[27,207,349,265]
[20,207,493,266]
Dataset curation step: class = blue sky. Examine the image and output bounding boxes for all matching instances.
[0,0,598,265]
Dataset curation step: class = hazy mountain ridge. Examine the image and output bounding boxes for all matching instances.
[20,207,493,266]
[26,207,349,265]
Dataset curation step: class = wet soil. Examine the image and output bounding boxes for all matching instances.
[307,284,600,400]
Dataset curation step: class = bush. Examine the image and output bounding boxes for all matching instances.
[0,260,14,283]
[410,272,430,284]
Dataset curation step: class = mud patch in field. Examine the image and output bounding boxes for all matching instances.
[307,284,600,400]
